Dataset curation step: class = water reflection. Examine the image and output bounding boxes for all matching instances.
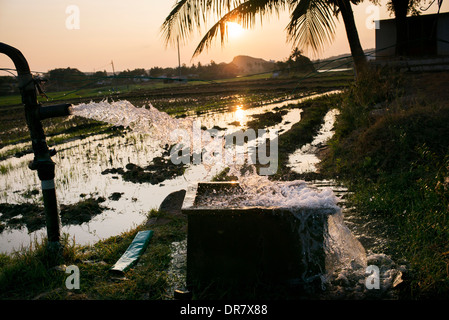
[234,105,246,126]
[288,109,339,174]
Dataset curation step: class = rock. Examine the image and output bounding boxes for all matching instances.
[109,192,124,201]
[333,273,350,287]
[158,189,186,216]
[52,264,67,272]
[146,217,171,227]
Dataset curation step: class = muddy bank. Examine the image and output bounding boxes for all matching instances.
[0,203,44,233]
[101,152,187,185]
[0,196,108,233]
[245,109,288,129]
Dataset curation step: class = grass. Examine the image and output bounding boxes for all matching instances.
[319,68,449,299]
[0,81,191,108]
[0,120,123,162]
[0,209,187,300]
[0,234,79,299]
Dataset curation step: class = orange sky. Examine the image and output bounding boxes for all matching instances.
[0,0,447,73]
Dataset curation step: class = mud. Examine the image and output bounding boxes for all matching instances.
[101,151,187,185]
[0,196,108,232]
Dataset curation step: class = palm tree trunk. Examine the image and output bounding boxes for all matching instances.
[336,0,368,78]
[391,0,409,56]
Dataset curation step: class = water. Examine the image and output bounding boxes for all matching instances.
[72,100,194,143]
[287,108,339,174]
[198,169,340,210]
[0,93,322,253]
[0,92,403,299]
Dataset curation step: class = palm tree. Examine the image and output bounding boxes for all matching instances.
[161,0,368,77]
[389,0,412,55]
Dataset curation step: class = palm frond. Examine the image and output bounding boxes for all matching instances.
[161,0,245,47]
[286,0,337,53]
[162,0,338,58]
[192,0,287,56]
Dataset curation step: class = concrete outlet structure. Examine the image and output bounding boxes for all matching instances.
[181,182,339,294]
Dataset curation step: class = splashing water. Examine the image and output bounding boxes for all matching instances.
[192,166,367,281]
[71,100,194,144]
[234,169,368,275]
[215,166,341,209]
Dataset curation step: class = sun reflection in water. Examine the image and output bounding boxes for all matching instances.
[234,105,246,126]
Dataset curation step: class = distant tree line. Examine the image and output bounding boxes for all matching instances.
[0,48,317,94]
[149,60,242,80]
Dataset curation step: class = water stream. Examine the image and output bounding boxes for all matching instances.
[287,108,340,174]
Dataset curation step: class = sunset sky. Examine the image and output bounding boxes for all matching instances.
[1,0,448,74]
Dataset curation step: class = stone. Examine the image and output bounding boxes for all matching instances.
[158,189,186,216]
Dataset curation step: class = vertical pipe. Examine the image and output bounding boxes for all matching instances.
[42,185,61,244]
[37,162,61,248]
[0,42,61,254]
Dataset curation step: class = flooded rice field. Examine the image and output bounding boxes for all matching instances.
[0,91,332,253]
[0,90,405,299]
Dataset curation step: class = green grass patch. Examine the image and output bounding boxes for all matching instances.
[319,68,449,299]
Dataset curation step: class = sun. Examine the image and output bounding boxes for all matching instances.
[226,22,244,39]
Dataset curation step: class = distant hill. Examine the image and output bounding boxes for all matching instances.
[227,55,276,75]
[146,53,315,81]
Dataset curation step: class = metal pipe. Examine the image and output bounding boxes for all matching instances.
[0,42,71,254]
[39,103,72,120]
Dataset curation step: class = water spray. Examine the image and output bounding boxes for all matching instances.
[0,42,72,255]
